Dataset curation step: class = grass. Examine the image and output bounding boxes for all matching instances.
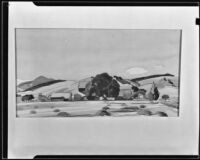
[121,103,128,106]
[102,106,110,110]
[53,109,60,112]
[96,110,111,116]
[154,111,168,117]
[57,112,71,117]
[30,110,37,114]
[123,106,139,110]
[139,105,146,108]
[137,109,152,116]
[34,106,39,109]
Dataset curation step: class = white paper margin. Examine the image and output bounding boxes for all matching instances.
[8,2,199,158]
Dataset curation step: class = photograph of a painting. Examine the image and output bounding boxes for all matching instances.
[16,29,181,118]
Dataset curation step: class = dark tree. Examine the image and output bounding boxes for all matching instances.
[107,79,120,97]
[22,94,34,101]
[132,85,139,92]
[153,87,160,100]
[89,73,120,98]
[139,89,147,93]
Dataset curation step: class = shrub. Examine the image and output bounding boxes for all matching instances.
[53,109,60,112]
[137,109,152,116]
[154,111,168,117]
[102,106,110,110]
[96,110,111,116]
[115,96,125,100]
[140,105,146,108]
[121,103,128,106]
[30,110,37,114]
[162,94,170,100]
[22,94,34,101]
[38,94,50,102]
[121,106,139,112]
[57,112,71,117]
[123,106,139,110]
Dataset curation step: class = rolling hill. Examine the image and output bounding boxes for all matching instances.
[131,73,174,82]
[18,76,58,91]
[17,73,179,101]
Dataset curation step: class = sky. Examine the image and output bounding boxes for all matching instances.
[16,29,181,81]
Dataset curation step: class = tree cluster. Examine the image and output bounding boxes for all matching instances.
[85,73,120,99]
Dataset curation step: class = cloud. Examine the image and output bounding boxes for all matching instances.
[152,65,165,70]
[126,67,148,75]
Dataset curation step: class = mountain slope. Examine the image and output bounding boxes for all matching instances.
[131,73,174,82]
[18,80,76,97]
[24,80,65,91]
[32,76,54,87]
[18,76,55,91]
[17,79,30,86]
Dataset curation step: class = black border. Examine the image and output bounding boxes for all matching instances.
[33,1,199,6]
[1,1,8,159]
[1,1,200,159]
[34,155,200,159]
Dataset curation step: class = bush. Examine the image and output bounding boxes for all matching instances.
[162,94,170,100]
[22,94,34,101]
[53,109,60,112]
[102,106,110,110]
[140,105,146,108]
[137,109,152,116]
[74,94,82,101]
[154,111,168,117]
[121,103,128,106]
[115,96,125,100]
[30,110,37,114]
[34,106,39,109]
[38,94,50,102]
[57,112,71,117]
[121,106,139,112]
[96,110,111,116]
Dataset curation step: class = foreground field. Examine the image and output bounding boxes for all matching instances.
[16,100,178,117]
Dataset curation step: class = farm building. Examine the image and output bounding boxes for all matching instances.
[50,93,72,101]
[114,77,135,100]
[78,77,93,94]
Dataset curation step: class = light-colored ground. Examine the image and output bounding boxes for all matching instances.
[16,100,178,118]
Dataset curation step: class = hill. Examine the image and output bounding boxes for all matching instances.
[32,76,54,86]
[18,76,56,91]
[24,80,66,91]
[131,73,174,82]
[18,80,76,97]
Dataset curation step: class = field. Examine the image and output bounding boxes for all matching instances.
[16,100,178,117]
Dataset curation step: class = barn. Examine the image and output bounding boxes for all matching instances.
[114,77,134,100]
[50,93,72,101]
[78,77,93,94]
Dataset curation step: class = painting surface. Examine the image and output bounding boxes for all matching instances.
[16,29,181,117]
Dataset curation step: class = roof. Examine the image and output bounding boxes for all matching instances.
[78,77,93,88]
